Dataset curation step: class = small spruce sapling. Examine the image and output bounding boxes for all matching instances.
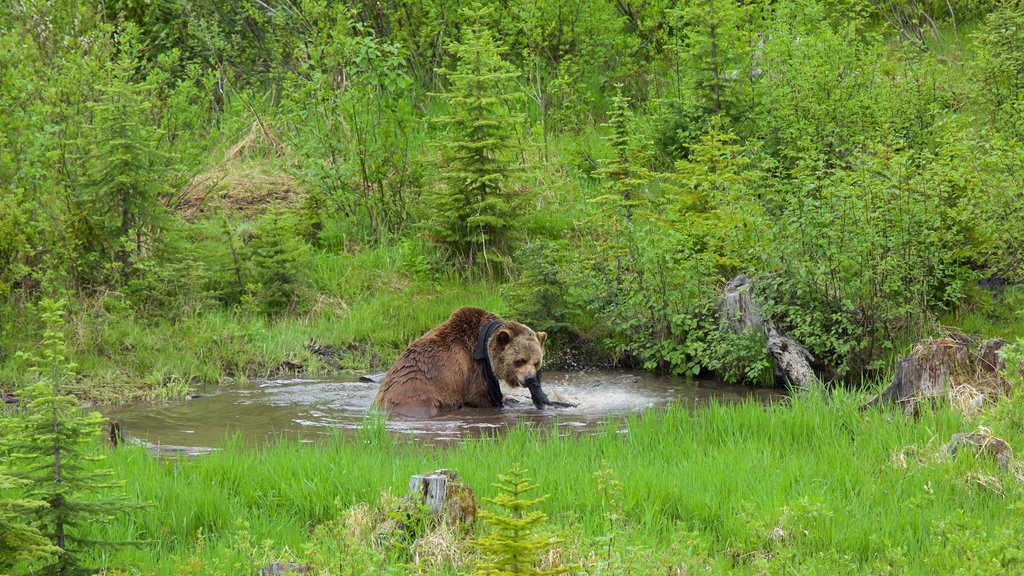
[0,469,60,572]
[472,465,573,576]
[1,298,136,575]
[593,462,624,569]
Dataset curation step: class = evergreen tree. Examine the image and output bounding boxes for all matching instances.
[0,470,60,572]
[247,211,311,314]
[74,23,172,285]
[2,299,134,575]
[472,465,572,576]
[426,3,524,269]
[593,86,652,223]
[669,0,757,121]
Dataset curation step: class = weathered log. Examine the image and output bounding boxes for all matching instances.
[764,324,818,390]
[720,275,819,390]
[360,372,388,384]
[976,338,1006,374]
[406,469,476,526]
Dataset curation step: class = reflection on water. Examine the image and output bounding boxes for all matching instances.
[100,370,783,449]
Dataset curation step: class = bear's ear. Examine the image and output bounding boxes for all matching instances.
[536,331,547,347]
[494,327,513,348]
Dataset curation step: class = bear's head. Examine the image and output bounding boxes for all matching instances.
[487,321,547,389]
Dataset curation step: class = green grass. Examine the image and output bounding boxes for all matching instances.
[77,389,1024,575]
[0,238,506,402]
[941,285,1024,341]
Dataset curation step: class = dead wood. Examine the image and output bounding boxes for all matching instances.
[864,338,1013,414]
[720,275,819,390]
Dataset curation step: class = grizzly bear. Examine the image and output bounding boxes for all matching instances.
[373,307,571,417]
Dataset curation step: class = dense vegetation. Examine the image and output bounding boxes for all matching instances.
[3,1,1024,572]
[1,0,1023,397]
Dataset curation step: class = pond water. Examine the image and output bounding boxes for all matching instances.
[100,370,784,450]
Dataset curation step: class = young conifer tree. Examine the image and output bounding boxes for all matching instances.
[472,465,572,576]
[2,298,134,575]
[594,86,652,224]
[427,3,524,269]
[0,471,60,572]
[670,0,756,121]
[75,23,172,283]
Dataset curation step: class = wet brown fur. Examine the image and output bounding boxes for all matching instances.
[373,307,547,417]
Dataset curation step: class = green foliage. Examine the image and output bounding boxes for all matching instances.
[2,0,1024,394]
[0,471,60,572]
[71,23,176,286]
[425,3,525,268]
[1003,339,1024,391]
[281,4,421,241]
[669,0,759,121]
[974,3,1024,134]
[48,389,1024,574]
[592,87,652,222]
[1,299,134,575]
[504,241,577,334]
[473,465,572,576]
[245,212,312,314]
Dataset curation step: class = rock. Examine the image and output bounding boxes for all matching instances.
[944,430,1013,470]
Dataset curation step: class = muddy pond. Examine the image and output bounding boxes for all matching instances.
[100,370,783,450]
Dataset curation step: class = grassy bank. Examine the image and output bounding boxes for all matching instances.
[80,389,1024,575]
[0,239,507,401]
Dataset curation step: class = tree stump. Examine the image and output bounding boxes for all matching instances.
[721,274,764,333]
[406,469,476,526]
[720,275,819,390]
[864,338,1013,414]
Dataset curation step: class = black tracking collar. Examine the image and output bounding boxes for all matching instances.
[472,320,505,408]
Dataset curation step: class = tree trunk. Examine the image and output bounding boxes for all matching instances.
[764,324,818,391]
[720,275,819,390]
